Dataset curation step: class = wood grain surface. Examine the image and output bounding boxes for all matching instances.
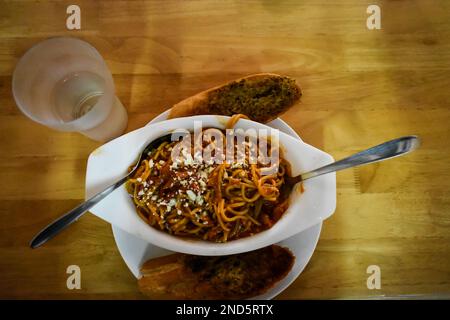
[0,0,449,299]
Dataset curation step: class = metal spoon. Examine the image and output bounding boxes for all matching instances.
[284,135,420,189]
[30,134,173,249]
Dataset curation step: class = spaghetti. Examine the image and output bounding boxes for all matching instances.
[126,115,294,242]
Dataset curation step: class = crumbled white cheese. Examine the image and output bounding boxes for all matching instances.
[184,153,194,166]
[158,201,167,207]
[186,190,197,202]
[199,170,208,179]
[196,195,204,206]
[168,198,177,207]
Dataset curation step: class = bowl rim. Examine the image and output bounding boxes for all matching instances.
[86,115,336,256]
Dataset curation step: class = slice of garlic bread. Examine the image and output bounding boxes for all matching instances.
[168,73,302,123]
[138,245,295,299]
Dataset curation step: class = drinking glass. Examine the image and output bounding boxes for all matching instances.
[12,37,128,142]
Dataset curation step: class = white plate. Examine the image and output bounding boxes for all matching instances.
[110,110,324,299]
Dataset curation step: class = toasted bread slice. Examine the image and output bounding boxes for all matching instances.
[138,245,295,300]
[168,73,302,123]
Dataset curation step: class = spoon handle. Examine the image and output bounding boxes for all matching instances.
[30,175,129,249]
[300,136,420,181]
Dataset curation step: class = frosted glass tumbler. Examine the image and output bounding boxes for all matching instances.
[12,37,128,142]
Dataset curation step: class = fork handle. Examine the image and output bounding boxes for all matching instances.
[30,175,128,249]
[300,136,420,181]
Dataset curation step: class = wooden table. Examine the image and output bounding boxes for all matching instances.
[1,0,449,299]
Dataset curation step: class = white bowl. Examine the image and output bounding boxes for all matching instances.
[85,115,336,255]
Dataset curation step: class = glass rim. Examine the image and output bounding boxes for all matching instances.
[12,36,115,131]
